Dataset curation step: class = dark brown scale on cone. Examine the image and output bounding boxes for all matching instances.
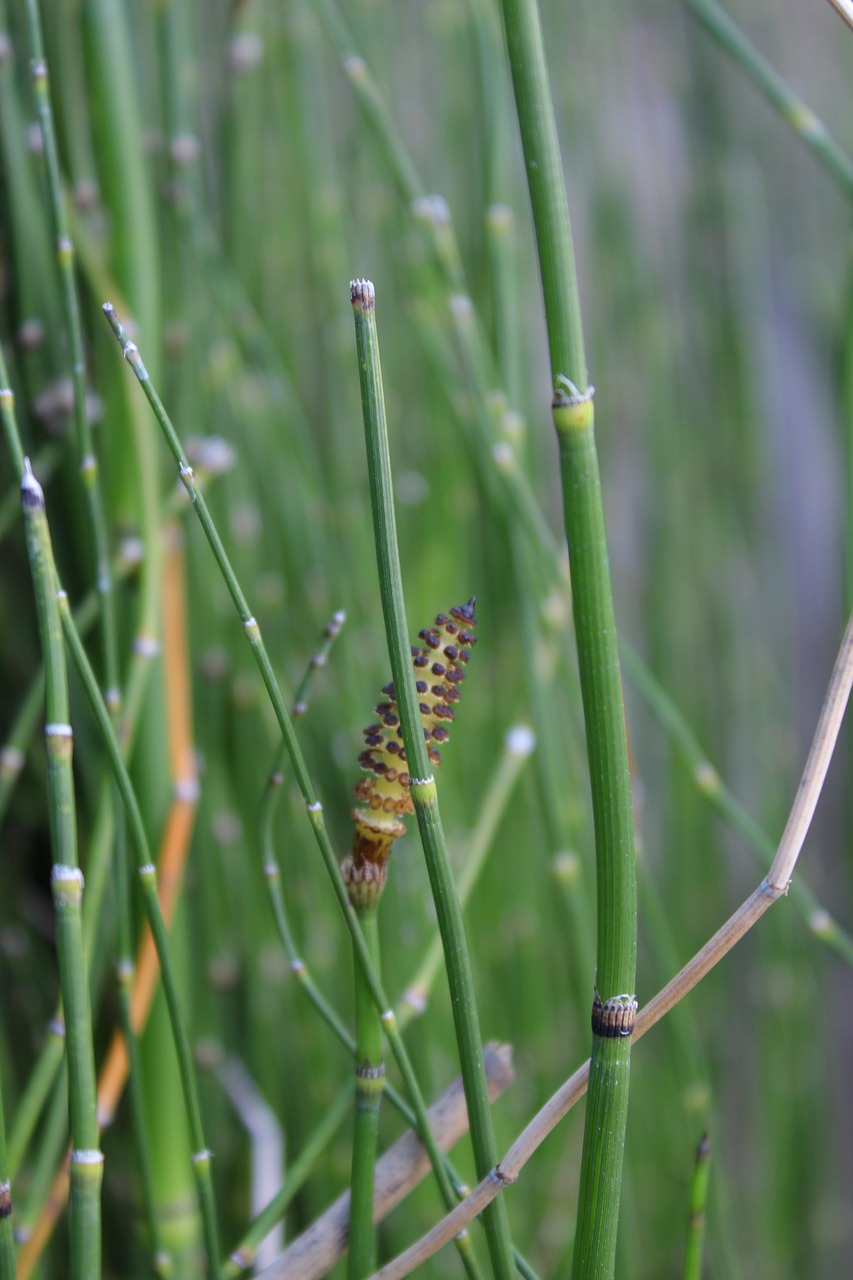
[346,600,477,896]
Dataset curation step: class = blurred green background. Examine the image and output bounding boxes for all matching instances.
[0,0,851,1276]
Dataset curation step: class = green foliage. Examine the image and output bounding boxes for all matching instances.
[0,1,851,1277]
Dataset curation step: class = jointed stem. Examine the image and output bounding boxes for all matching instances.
[498,0,637,1273]
[350,279,516,1280]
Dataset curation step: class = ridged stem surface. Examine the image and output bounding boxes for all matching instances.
[0,1072,13,1280]
[347,905,383,1280]
[350,279,515,1280]
[103,302,479,1277]
[498,1,638,1274]
[20,465,103,1280]
[24,0,120,709]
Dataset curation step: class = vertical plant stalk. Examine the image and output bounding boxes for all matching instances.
[20,462,103,1280]
[223,1082,354,1280]
[346,900,384,1280]
[53,588,221,1278]
[342,594,487,1274]
[260,1048,517,1280]
[682,1134,711,1280]
[111,819,166,1273]
[397,725,535,1029]
[685,0,853,199]
[23,22,163,1249]
[350,278,516,1280]
[102,302,481,1280]
[4,368,217,1267]
[0,1075,15,1280]
[354,603,853,1280]
[1,339,171,1273]
[497,1,638,1276]
[24,0,120,711]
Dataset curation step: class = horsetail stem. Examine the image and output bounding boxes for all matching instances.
[346,903,383,1280]
[351,278,516,1280]
[497,0,638,1273]
[685,0,853,199]
[20,463,102,1280]
[22,17,164,1244]
[102,301,481,1274]
[53,588,222,1277]
[258,622,490,1271]
[24,0,120,712]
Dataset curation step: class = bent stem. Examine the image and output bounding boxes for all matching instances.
[350,279,516,1280]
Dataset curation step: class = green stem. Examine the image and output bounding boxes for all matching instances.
[685,0,853,199]
[682,1134,712,1280]
[16,1073,67,1241]
[620,641,853,967]
[222,1082,354,1280]
[350,279,515,1280]
[396,725,534,1030]
[6,1022,64,1177]
[496,2,586,392]
[2,327,211,1269]
[22,26,162,1243]
[348,905,384,1280]
[102,302,480,1279]
[0,1062,15,1280]
[262,859,474,1196]
[113,818,167,1273]
[20,463,103,1280]
[25,0,120,710]
[497,1,637,1275]
[54,588,221,1277]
